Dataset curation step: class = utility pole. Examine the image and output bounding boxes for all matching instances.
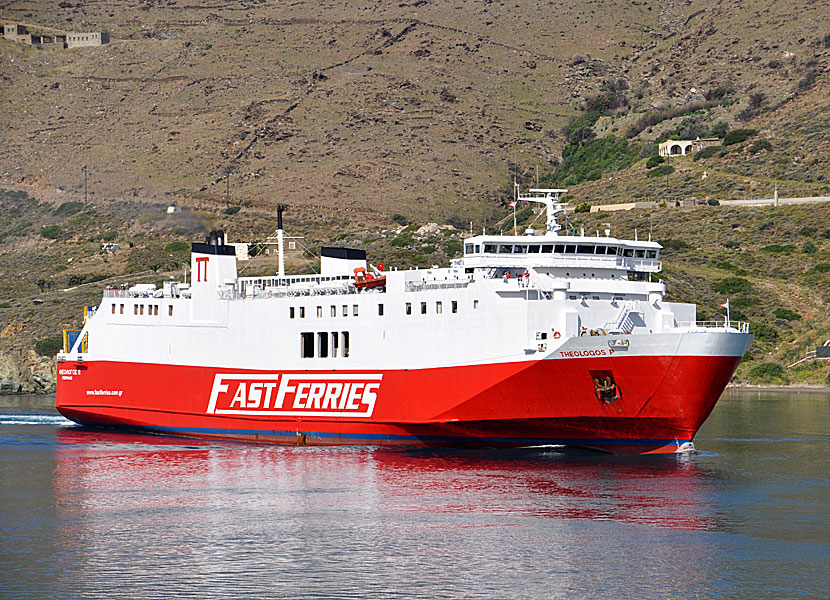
[82,165,88,204]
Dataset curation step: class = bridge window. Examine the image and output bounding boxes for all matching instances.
[541,245,553,253]
[527,245,540,253]
[474,245,480,253]
[465,244,474,254]
[646,250,657,259]
[499,245,512,253]
[554,244,565,253]
[635,250,645,258]
[595,246,606,255]
[577,245,594,254]
[301,332,314,358]
[565,245,576,254]
[513,245,527,253]
[483,244,497,253]
[623,249,634,257]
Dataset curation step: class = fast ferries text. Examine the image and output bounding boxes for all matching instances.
[207,374,382,418]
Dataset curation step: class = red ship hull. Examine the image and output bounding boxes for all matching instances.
[56,352,741,454]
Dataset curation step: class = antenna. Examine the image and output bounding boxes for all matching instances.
[276,204,287,278]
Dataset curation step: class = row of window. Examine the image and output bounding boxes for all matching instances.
[301,331,350,358]
[467,243,657,259]
[111,303,173,317]
[290,300,471,319]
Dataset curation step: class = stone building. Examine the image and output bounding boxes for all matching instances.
[1,22,109,48]
[658,137,720,157]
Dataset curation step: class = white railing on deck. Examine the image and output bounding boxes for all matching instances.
[678,320,750,333]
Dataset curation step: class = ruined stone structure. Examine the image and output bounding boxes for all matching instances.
[1,23,108,49]
[659,137,721,157]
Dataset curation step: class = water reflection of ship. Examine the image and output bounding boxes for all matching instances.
[55,428,719,532]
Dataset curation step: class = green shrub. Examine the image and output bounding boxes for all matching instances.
[444,240,462,255]
[723,129,757,146]
[802,241,817,254]
[711,277,753,294]
[573,202,592,213]
[391,213,408,226]
[35,337,64,356]
[761,244,795,253]
[0,302,10,309]
[54,201,84,217]
[390,234,414,247]
[645,155,665,169]
[164,241,189,252]
[660,239,691,252]
[543,135,640,187]
[40,225,61,239]
[100,230,117,241]
[647,164,674,178]
[223,206,240,215]
[799,226,817,237]
[748,139,772,153]
[748,361,785,381]
[749,321,778,342]
[693,146,720,161]
[732,296,758,308]
[707,198,720,206]
[773,308,802,321]
[759,221,775,231]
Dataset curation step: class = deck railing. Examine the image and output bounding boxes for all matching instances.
[678,320,750,333]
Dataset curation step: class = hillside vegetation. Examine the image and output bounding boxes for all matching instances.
[0,0,828,390]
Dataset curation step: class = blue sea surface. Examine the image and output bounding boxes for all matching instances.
[0,389,828,599]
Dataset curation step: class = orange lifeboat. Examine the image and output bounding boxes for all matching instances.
[354,266,386,292]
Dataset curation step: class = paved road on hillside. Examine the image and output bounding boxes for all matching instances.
[719,196,830,206]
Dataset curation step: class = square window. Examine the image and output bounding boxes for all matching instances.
[421,302,427,314]
[353,305,358,316]
[331,332,339,356]
[436,301,442,314]
[111,304,115,314]
[451,300,458,313]
[300,332,314,358]
[473,300,479,309]
[406,302,412,315]
[317,306,323,318]
[342,305,348,317]
[378,304,384,316]
[300,306,306,318]
[317,332,328,358]
[331,305,336,317]
[168,305,173,317]
[290,307,295,319]
[120,304,124,314]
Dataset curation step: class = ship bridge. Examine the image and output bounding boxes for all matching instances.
[462,235,662,275]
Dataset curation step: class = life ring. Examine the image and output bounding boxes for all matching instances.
[505,271,511,279]
[553,331,561,339]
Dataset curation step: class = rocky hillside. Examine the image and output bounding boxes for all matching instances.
[0,0,828,391]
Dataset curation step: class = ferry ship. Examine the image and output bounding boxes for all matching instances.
[56,189,752,454]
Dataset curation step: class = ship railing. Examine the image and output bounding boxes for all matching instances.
[220,284,358,300]
[405,280,470,292]
[678,320,750,333]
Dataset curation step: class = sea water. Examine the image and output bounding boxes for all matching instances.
[0,389,828,599]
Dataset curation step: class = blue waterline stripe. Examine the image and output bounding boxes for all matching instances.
[103,423,688,448]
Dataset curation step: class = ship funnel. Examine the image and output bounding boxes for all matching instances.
[206,230,225,246]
